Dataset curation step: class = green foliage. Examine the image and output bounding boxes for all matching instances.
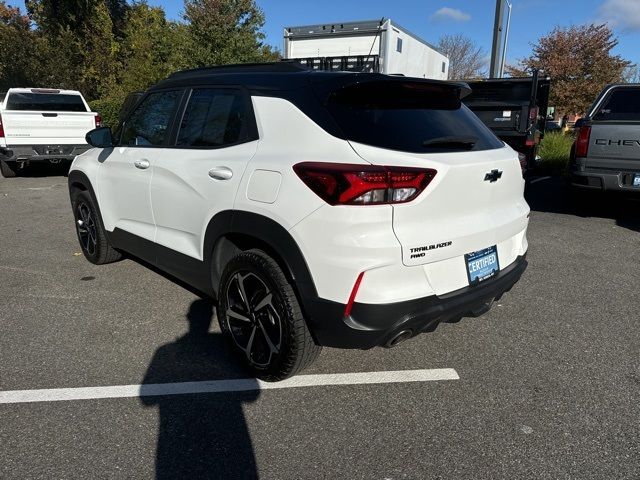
[0,3,38,89]
[77,1,120,100]
[510,24,630,116]
[115,3,189,97]
[182,0,280,68]
[89,98,123,128]
[538,132,574,175]
[0,0,279,100]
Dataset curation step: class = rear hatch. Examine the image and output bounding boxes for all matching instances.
[321,77,529,294]
[2,90,96,145]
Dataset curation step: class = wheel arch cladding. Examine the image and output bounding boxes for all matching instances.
[205,211,318,307]
[67,170,93,203]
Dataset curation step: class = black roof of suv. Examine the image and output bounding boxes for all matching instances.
[151,61,470,95]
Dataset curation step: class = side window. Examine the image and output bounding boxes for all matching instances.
[593,88,640,121]
[396,38,403,53]
[120,90,181,146]
[177,88,248,148]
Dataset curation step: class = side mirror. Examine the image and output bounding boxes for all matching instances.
[86,127,113,148]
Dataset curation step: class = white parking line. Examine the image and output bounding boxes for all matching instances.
[0,369,459,404]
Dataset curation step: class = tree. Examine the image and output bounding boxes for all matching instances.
[116,2,189,96]
[508,24,631,116]
[182,0,279,68]
[25,0,128,37]
[76,1,120,100]
[1,0,281,102]
[0,2,36,89]
[437,34,486,80]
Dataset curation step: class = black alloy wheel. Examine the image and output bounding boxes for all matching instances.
[218,249,321,381]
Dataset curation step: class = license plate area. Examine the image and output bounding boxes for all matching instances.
[465,246,500,285]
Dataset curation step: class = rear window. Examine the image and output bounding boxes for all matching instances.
[593,87,640,121]
[325,81,503,153]
[5,92,87,112]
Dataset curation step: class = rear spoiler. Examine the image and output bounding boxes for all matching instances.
[312,74,472,109]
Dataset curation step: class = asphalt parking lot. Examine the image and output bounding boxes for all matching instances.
[1,170,639,479]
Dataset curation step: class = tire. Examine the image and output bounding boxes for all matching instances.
[72,190,122,264]
[217,249,322,381]
[0,159,17,178]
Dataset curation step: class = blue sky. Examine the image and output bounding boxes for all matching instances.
[256,0,640,66]
[12,0,640,66]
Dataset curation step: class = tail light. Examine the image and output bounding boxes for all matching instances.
[293,162,436,205]
[95,114,102,128]
[575,126,591,157]
[0,114,4,139]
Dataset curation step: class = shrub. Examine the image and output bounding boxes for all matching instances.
[538,131,574,175]
[88,98,124,129]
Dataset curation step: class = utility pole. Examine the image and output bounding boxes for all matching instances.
[489,0,506,78]
[499,1,513,78]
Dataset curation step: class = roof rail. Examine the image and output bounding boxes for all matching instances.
[168,61,309,78]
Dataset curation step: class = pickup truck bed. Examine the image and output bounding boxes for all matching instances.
[570,84,640,192]
[0,88,98,177]
[463,72,550,168]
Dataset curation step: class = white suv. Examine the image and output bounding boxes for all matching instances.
[68,63,529,380]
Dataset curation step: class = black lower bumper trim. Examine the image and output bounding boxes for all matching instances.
[304,255,528,349]
[1,144,90,162]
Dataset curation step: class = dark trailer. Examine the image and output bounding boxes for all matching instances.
[462,71,551,168]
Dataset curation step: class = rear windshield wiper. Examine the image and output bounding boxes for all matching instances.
[422,136,478,149]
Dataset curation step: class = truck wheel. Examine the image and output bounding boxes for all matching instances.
[217,249,322,381]
[0,160,17,178]
[72,190,122,264]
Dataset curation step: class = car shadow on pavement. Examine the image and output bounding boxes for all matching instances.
[141,299,260,479]
[525,175,640,233]
[8,162,71,177]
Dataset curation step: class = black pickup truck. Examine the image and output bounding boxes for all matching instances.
[463,71,551,169]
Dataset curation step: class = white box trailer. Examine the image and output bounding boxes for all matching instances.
[284,19,449,80]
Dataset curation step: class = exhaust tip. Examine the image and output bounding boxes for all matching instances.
[385,329,413,348]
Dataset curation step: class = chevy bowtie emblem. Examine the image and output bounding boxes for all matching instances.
[484,169,503,183]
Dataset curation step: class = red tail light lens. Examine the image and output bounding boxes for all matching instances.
[0,114,4,139]
[95,114,102,128]
[293,162,436,205]
[575,126,591,157]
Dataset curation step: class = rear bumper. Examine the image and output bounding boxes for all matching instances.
[0,144,90,163]
[304,254,528,349]
[569,164,640,192]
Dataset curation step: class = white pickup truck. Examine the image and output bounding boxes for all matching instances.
[0,88,100,177]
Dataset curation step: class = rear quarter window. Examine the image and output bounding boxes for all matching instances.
[593,87,640,121]
[5,93,87,112]
[177,88,249,148]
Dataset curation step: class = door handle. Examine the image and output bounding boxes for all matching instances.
[134,159,150,170]
[208,167,233,180]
